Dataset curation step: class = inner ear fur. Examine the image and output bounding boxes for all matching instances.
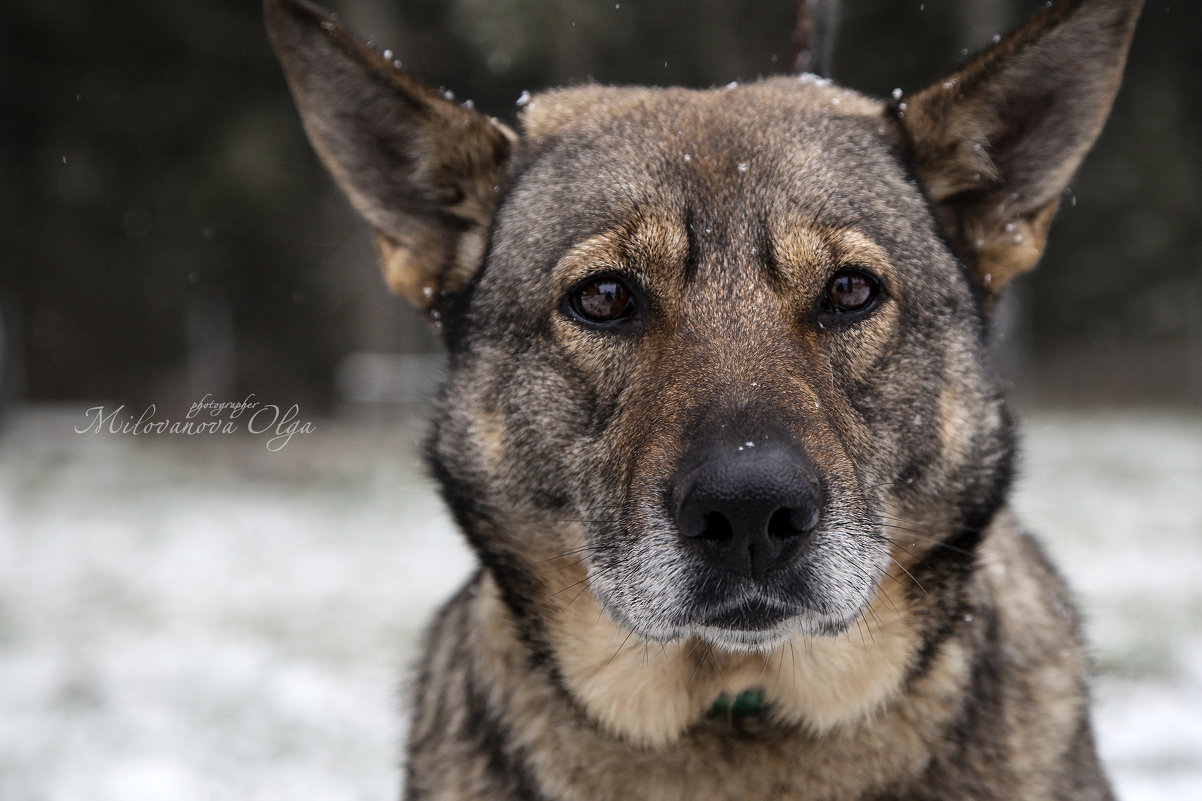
[265,0,515,314]
[898,0,1143,296]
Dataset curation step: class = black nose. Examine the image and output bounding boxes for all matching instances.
[674,438,821,577]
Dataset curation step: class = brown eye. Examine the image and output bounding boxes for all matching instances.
[569,277,634,324]
[822,268,880,315]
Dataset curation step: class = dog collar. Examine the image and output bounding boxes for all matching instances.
[707,689,768,721]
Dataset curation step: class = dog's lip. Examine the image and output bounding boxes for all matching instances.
[698,599,796,631]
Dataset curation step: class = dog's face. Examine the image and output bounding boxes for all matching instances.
[267,0,1141,653]
[453,80,1006,650]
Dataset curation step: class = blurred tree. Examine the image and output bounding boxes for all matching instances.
[2,0,360,409]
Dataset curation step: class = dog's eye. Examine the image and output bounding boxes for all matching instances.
[568,277,635,324]
[821,268,881,316]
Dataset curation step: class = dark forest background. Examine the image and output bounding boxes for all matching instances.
[3,0,1199,414]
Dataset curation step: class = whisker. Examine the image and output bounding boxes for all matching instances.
[686,641,708,688]
[539,555,595,576]
[757,651,771,686]
[547,570,598,600]
[708,644,732,692]
[565,581,595,611]
[888,557,927,596]
[876,529,976,558]
[866,515,979,558]
[864,605,885,639]
[870,512,938,529]
[881,568,916,592]
[876,585,900,617]
[605,627,638,667]
[790,640,801,692]
[771,642,787,696]
[533,544,603,564]
[854,616,874,648]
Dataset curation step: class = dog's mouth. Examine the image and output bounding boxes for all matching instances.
[698,598,795,631]
[588,541,881,652]
[689,599,803,651]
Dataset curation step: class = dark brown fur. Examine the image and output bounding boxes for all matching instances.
[266,1,1143,798]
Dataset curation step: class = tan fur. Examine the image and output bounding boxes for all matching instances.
[543,557,921,749]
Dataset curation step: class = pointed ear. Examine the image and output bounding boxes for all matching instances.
[898,0,1142,297]
[265,0,515,315]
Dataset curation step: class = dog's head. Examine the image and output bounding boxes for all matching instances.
[267,0,1140,656]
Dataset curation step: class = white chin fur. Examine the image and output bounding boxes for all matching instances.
[690,608,860,653]
[694,625,796,653]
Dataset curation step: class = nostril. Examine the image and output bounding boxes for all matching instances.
[767,508,798,540]
[767,506,819,540]
[701,511,733,543]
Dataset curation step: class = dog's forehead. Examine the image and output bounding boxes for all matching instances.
[502,77,920,262]
[510,77,906,223]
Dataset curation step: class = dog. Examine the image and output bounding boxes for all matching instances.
[266,0,1143,798]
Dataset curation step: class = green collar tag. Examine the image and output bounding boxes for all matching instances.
[707,689,767,720]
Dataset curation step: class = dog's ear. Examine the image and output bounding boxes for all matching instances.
[265,0,515,315]
[898,0,1142,297]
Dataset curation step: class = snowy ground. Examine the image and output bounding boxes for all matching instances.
[1,403,1199,800]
